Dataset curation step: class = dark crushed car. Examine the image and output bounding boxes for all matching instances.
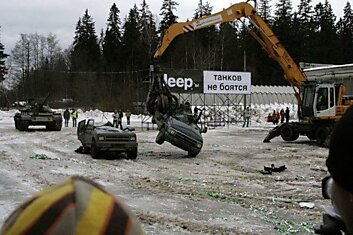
[77,119,138,159]
[156,109,205,157]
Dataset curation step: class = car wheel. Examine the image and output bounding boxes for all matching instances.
[156,127,165,145]
[91,139,100,159]
[127,148,138,160]
[188,151,200,158]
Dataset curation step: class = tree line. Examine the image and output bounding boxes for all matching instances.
[0,0,353,110]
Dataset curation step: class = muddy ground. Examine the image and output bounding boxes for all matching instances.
[0,119,330,234]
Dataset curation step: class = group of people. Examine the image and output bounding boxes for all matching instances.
[112,109,131,130]
[267,107,290,125]
[62,109,132,129]
[63,108,78,127]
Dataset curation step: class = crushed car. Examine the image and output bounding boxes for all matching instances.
[77,119,138,159]
[155,104,206,157]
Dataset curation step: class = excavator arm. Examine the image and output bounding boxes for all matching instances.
[153,1,306,101]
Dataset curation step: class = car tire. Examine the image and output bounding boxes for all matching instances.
[91,139,100,159]
[156,127,165,145]
[127,148,138,160]
[188,151,200,158]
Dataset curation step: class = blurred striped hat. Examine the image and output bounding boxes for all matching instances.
[0,176,144,235]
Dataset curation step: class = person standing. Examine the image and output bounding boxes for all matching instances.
[285,107,290,123]
[63,108,70,127]
[242,107,251,127]
[280,108,285,123]
[118,109,123,130]
[126,109,131,125]
[112,110,119,128]
[272,110,278,125]
[71,109,78,127]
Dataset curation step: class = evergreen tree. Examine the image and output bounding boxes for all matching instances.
[194,0,212,19]
[189,1,217,69]
[0,27,8,80]
[272,0,293,51]
[312,0,337,63]
[122,5,143,70]
[337,2,353,63]
[71,9,101,71]
[159,0,179,35]
[293,0,315,63]
[102,3,122,71]
[218,22,242,71]
[139,0,158,66]
[258,0,272,24]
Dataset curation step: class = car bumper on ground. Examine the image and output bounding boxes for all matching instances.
[96,141,138,152]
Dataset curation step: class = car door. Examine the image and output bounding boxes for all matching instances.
[85,119,95,144]
[77,120,87,144]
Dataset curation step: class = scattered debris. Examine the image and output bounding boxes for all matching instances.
[30,154,60,160]
[260,164,287,174]
[299,202,315,209]
[75,146,90,154]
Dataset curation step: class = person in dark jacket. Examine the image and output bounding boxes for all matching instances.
[63,108,70,127]
[112,110,119,128]
[285,107,290,123]
[280,108,285,123]
[118,109,123,130]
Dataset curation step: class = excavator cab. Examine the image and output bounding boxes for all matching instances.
[302,82,337,119]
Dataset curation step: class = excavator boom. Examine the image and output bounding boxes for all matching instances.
[154,1,306,92]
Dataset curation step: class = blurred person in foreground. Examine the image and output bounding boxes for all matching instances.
[0,176,144,235]
[316,105,353,235]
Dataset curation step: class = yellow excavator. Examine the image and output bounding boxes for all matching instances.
[148,0,353,147]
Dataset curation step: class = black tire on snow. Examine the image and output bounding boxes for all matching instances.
[156,127,165,145]
[127,148,138,159]
[188,150,200,158]
[91,139,100,159]
[315,126,330,147]
[280,124,299,141]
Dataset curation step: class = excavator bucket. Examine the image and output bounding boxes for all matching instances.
[263,123,285,143]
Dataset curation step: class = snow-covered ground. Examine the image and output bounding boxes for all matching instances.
[0,106,330,234]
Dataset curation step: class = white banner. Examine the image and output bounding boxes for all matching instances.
[203,71,251,94]
[192,14,223,29]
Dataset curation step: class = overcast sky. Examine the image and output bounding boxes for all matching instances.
[0,0,347,54]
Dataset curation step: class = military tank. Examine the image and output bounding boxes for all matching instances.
[14,95,62,131]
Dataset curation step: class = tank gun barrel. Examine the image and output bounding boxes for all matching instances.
[39,94,51,108]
